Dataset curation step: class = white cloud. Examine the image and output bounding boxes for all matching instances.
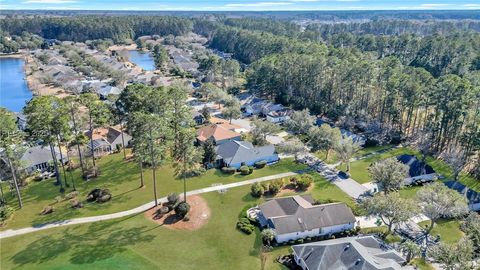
[288,0,320,2]
[336,0,361,2]
[225,2,293,8]
[464,4,480,7]
[22,0,77,4]
[420,3,450,7]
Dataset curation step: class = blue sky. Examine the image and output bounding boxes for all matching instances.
[1,0,479,11]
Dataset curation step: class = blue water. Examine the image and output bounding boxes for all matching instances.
[0,57,32,112]
[127,50,155,71]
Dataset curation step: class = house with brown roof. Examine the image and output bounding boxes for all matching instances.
[257,195,356,243]
[196,123,241,145]
[85,126,132,156]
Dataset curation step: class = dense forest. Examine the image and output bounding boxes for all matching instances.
[195,18,480,170]
[0,14,478,176]
[0,16,192,43]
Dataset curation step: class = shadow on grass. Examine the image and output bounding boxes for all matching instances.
[11,217,155,267]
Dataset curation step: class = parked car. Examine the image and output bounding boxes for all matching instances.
[338,171,350,179]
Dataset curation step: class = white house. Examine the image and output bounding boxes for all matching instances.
[266,108,294,124]
[257,195,356,243]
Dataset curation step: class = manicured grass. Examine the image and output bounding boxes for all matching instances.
[354,144,393,158]
[314,145,394,165]
[337,146,479,191]
[309,174,362,214]
[337,147,417,184]
[1,152,307,230]
[417,219,463,244]
[425,155,479,192]
[0,178,354,270]
[314,150,339,164]
[398,186,422,200]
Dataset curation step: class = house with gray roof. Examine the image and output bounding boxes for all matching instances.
[292,236,406,270]
[20,145,68,174]
[258,195,356,243]
[215,140,279,169]
[444,181,480,211]
[98,85,121,99]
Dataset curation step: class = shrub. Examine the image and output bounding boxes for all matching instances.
[175,201,190,218]
[269,179,284,195]
[0,205,14,223]
[261,228,276,245]
[221,166,236,174]
[167,193,180,206]
[86,188,112,203]
[261,182,270,192]
[65,191,79,200]
[254,160,267,169]
[248,166,254,174]
[296,175,313,190]
[239,165,250,175]
[251,182,264,197]
[296,239,304,244]
[40,206,54,215]
[157,206,170,215]
[313,198,336,205]
[237,218,255,235]
[70,199,84,209]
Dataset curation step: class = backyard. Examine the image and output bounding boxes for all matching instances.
[337,146,479,192]
[0,175,352,270]
[0,152,307,230]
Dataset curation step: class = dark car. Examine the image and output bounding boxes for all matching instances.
[338,171,350,179]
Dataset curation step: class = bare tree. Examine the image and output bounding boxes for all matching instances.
[441,147,467,182]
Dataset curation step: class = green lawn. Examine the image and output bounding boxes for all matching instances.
[1,153,307,230]
[337,147,417,184]
[0,174,354,270]
[417,219,464,244]
[354,144,393,159]
[337,146,479,190]
[410,258,435,270]
[314,145,393,165]
[398,186,422,200]
[314,150,339,164]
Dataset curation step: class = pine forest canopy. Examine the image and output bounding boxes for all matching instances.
[0,13,478,163]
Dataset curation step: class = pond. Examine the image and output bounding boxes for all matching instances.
[127,50,155,71]
[0,57,33,112]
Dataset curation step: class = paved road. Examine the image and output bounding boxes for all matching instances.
[299,153,368,199]
[0,171,299,240]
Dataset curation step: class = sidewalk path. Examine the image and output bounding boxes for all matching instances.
[0,171,299,240]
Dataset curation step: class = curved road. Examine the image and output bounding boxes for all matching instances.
[0,172,299,239]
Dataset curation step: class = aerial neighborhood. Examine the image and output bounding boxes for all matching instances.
[0,7,479,270]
